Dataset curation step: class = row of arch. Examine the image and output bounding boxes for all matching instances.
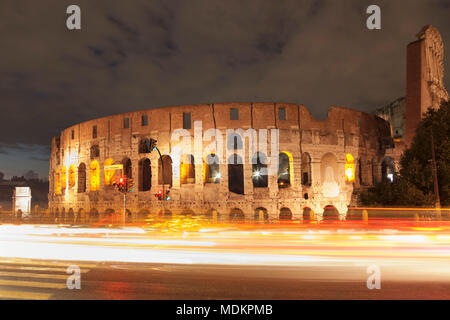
[50,206,341,223]
[55,152,306,195]
[54,152,395,195]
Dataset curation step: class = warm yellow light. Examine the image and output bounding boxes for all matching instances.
[345,153,355,183]
[55,170,61,195]
[90,160,100,191]
[104,158,115,186]
[61,166,67,191]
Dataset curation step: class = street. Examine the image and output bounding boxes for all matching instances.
[0,221,450,299]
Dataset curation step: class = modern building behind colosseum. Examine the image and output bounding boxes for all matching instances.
[48,102,394,223]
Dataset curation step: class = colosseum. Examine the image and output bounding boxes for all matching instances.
[48,25,447,224]
[48,102,394,223]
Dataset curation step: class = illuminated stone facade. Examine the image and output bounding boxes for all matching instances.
[48,103,393,222]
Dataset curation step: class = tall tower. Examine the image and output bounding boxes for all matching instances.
[404,25,448,147]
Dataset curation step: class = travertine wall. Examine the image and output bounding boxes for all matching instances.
[48,102,393,222]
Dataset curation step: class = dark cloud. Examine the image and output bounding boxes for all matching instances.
[0,0,449,176]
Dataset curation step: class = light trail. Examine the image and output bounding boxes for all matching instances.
[1,221,450,283]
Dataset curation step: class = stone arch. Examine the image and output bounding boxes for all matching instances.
[60,208,66,223]
[89,208,99,223]
[90,160,100,191]
[301,152,312,186]
[229,208,245,222]
[78,163,86,193]
[381,156,395,183]
[279,207,293,221]
[205,208,219,221]
[180,154,195,184]
[180,209,196,217]
[252,152,268,188]
[203,153,220,184]
[228,154,244,194]
[321,152,339,198]
[122,157,132,179]
[67,208,75,223]
[54,208,59,223]
[159,155,173,186]
[254,207,269,222]
[104,158,116,186]
[61,166,67,194]
[139,158,152,191]
[159,209,172,219]
[323,205,339,221]
[345,153,355,183]
[278,152,292,188]
[55,169,61,195]
[302,207,313,223]
[139,138,151,154]
[126,209,132,223]
[68,165,76,189]
[104,208,115,217]
[77,208,85,223]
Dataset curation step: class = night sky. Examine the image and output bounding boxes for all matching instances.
[0,0,449,179]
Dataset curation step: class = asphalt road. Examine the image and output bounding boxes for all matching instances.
[0,222,449,299]
[0,258,449,299]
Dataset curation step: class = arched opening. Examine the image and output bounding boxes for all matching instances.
[139,158,152,191]
[60,208,66,223]
[301,153,312,186]
[61,166,67,194]
[205,208,219,221]
[254,207,269,222]
[123,158,132,179]
[78,163,86,193]
[54,208,59,223]
[180,209,196,217]
[77,208,85,223]
[278,152,291,188]
[228,154,244,194]
[323,205,339,221]
[302,207,313,223]
[381,157,395,183]
[55,169,61,195]
[104,158,116,186]
[158,155,173,186]
[229,208,245,222]
[345,154,355,183]
[126,209,132,223]
[279,207,293,221]
[180,154,195,184]
[139,138,151,154]
[90,145,100,159]
[321,153,339,198]
[68,165,76,189]
[90,160,100,191]
[252,152,268,188]
[159,209,172,219]
[67,208,75,223]
[89,208,99,223]
[203,153,220,184]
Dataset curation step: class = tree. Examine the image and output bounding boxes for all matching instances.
[361,100,450,207]
[0,171,4,182]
